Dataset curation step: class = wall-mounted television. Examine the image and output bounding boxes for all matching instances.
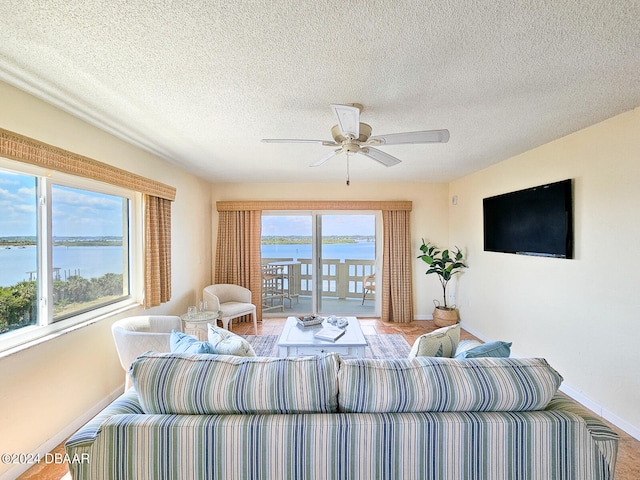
[483,179,574,259]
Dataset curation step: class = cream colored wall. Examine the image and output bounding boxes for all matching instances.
[210,182,450,318]
[0,81,212,478]
[449,107,640,437]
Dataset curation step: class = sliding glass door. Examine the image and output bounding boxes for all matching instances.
[316,214,378,315]
[261,211,380,317]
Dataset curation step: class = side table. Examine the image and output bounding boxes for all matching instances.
[180,311,220,341]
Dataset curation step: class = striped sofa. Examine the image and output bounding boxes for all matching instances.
[66,352,618,480]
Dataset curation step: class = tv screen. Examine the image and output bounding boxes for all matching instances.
[483,179,573,258]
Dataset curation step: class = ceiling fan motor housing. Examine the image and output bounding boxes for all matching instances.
[331,123,372,144]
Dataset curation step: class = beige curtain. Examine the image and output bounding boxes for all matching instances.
[144,195,172,308]
[381,209,414,322]
[214,210,263,320]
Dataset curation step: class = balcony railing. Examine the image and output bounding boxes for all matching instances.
[262,257,375,300]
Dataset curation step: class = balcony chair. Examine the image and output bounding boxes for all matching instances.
[262,264,286,312]
[362,274,375,304]
[203,284,258,334]
[111,315,183,389]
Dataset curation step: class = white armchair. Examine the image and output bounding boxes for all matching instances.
[111,315,182,389]
[203,284,258,334]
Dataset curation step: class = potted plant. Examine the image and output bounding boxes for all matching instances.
[418,239,468,327]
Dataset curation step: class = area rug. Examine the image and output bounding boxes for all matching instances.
[243,334,411,359]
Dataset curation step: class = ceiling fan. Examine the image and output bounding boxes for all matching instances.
[261,103,450,172]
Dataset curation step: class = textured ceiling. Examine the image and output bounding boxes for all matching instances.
[0,1,638,184]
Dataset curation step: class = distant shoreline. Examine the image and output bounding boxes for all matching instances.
[0,237,122,247]
[261,235,374,245]
[2,235,369,247]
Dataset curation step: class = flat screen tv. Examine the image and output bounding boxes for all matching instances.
[483,179,573,259]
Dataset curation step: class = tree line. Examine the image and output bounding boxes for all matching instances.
[0,273,124,334]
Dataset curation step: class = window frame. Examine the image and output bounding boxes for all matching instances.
[0,157,143,354]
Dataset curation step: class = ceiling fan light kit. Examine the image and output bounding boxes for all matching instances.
[262,103,449,184]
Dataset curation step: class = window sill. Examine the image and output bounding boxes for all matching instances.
[0,299,140,359]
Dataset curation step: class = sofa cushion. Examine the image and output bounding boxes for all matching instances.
[130,351,340,414]
[207,324,256,357]
[338,357,563,413]
[170,330,217,354]
[408,323,460,358]
[455,340,512,359]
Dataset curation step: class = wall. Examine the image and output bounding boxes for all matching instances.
[449,107,640,438]
[210,182,450,318]
[0,81,212,478]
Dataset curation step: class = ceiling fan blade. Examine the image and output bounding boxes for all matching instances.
[360,147,402,167]
[262,138,338,146]
[309,149,341,167]
[330,104,360,139]
[369,129,450,145]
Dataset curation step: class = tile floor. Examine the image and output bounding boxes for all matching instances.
[16,318,640,480]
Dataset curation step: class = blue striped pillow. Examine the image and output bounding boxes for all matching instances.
[131,351,340,414]
[338,357,563,413]
[455,340,512,358]
[207,324,256,357]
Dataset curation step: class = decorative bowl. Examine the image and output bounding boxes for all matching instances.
[296,315,324,327]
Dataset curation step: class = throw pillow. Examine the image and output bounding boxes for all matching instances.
[408,323,460,358]
[207,324,256,357]
[170,330,217,354]
[455,340,512,359]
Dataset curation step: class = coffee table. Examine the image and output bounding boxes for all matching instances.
[277,316,368,358]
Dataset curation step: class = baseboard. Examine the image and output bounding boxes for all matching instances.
[413,314,433,321]
[559,383,640,441]
[0,385,124,480]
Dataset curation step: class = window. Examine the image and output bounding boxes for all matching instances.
[0,161,138,351]
[50,184,130,320]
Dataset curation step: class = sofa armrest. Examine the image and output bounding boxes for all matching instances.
[66,389,144,449]
[545,392,618,474]
[545,392,619,442]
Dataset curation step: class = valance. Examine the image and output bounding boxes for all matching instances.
[0,127,176,201]
[216,200,412,211]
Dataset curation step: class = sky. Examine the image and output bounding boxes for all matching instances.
[0,170,125,237]
[261,214,375,236]
[2,170,373,238]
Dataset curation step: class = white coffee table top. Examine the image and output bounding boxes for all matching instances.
[278,316,368,349]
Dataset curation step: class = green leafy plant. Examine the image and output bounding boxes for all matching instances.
[418,239,467,309]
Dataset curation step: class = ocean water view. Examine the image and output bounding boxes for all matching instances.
[1,242,374,287]
[0,245,123,287]
[261,242,375,262]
